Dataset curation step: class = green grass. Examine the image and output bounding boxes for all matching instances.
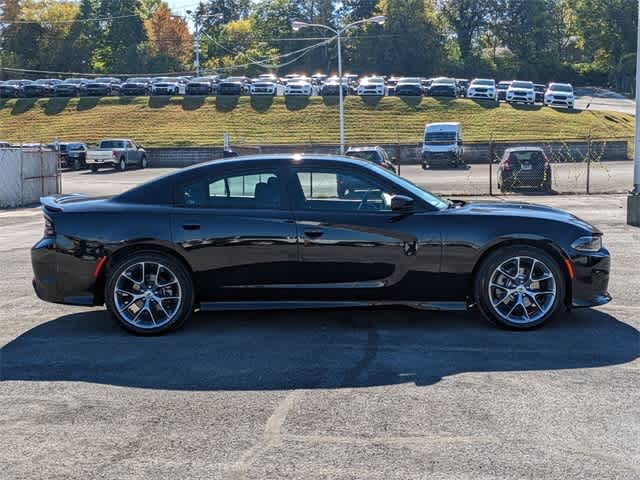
[0,95,633,147]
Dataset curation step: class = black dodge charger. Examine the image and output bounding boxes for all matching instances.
[32,155,611,335]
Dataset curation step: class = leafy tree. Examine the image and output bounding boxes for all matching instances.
[98,0,148,73]
[144,2,192,70]
[440,0,488,60]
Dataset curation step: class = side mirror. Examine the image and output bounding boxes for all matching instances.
[391,156,398,163]
[391,195,414,211]
[138,144,143,150]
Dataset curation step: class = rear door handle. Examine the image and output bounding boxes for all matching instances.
[182,224,201,231]
[304,229,324,239]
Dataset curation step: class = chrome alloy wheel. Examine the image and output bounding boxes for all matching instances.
[488,256,557,325]
[114,261,182,329]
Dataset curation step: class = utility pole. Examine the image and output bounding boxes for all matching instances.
[186,11,223,78]
[628,1,640,226]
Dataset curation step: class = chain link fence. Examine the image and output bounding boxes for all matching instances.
[1,131,633,201]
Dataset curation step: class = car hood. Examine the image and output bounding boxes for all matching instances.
[454,200,598,233]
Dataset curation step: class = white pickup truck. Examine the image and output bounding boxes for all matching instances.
[86,139,147,172]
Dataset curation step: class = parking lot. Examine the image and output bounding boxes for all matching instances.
[59,160,635,197]
[0,167,638,479]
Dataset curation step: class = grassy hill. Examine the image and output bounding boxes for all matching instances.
[0,95,633,147]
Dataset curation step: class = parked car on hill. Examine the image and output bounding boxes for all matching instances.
[0,79,32,98]
[496,81,511,101]
[394,77,423,96]
[23,79,62,97]
[544,83,575,109]
[120,78,152,96]
[185,77,215,95]
[356,76,385,96]
[386,77,400,95]
[85,78,121,96]
[346,146,397,173]
[54,78,89,97]
[456,79,469,97]
[320,77,349,96]
[0,141,11,148]
[311,73,327,86]
[284,77,312,96]
[427,77,457,97]
[422,122,464,169]
[86,139,147,172]
[151,77,185,96]
[250,79,277,96]
[497,147,552,193]
[534,84,546,103]
[217,77,247,95]
[506,80,535,105]
[48,142,88,170]
[32,154,611,334]
[466,78,496,101]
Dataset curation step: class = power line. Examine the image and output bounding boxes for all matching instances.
[0,14,141,25]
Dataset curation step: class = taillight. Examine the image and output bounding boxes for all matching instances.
[44,217,55,236]
[502,160,512,171]
[112,150,117,157]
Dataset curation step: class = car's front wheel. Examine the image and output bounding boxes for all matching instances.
[105,252,194,335]
[474,246,565,329]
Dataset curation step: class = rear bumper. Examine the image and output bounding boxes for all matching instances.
[570,249,611,308]
[31,237,101,306]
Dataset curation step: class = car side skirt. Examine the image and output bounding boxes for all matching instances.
[199,300,469,312]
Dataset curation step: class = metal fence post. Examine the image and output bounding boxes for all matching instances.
[488,138,494,196]
[586,130,592,194]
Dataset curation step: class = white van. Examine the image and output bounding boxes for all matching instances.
[421,122,464,168]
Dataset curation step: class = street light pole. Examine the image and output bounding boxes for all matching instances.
[628,2,640,226]
[337,33,344,154]
[187,11,224,78]
[292,16,385,156]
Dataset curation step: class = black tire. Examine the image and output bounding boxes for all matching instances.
[72,158,81,171]
[105,252,194,335]
[118,157,126,172]
[474,245,565,329]
[140,155,148,169]
[90,165,98,173]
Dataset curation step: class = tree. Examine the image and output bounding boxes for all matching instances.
[440,0,488,60]
[98,0,148,73]
[144,2,192,71]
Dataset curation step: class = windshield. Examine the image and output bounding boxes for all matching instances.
[473,79,494,86]
[369,163,449,210]
[497,82,511,88]
[425,131,457,143]
[95,78,114,83]
[511,81,533,89]
[398,78,420,84]
[348,151,382,164]
[550,84,572,92]
[191,77,210,82]
[127,78,149,83]
[154,77,175,83]
[63,79,83,84]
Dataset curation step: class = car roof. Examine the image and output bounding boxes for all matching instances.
[504,146,545,153]
[425,122,460,128]
[346,146,382,152]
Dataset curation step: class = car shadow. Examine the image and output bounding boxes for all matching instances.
[509,103,542,112]
[322,95,340,107]
[285,96,310,111]
[250,95,274,112]
[468,98,499,109]
[148,95,171,109]
[118,96,138,105]
[360,96,383,108]
[77,96,101,112]
[43,97,71,115]
[398,95,423,107]
[11,97,38,115]
[216,95,239,112]
[2,308,636,391]
[182,95,207,111]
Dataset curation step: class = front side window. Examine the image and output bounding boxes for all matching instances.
[294,168,395,212]
[182,170,282,209]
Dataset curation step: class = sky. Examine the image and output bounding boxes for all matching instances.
[166,0,201,16]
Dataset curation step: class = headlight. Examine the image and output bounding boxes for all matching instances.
[571,235,602,252]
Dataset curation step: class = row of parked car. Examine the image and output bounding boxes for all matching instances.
[0,74,575,107]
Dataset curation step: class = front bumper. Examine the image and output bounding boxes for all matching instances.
[422,151,460,166]
[570,249,611,308]
[32,237,101,306]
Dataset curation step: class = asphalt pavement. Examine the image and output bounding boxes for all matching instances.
[1,172,638,478]
[575,87,636,116]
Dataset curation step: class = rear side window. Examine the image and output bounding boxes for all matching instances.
[181,170,283,209]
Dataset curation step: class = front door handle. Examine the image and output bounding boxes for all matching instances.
[182,224,201,231]
[304,229,324,239]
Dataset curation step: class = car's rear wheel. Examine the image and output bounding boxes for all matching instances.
[105,252,194,335]
[90,165,98,173]
[140,155,148,169]
[118,157,126,172]
[474,246,565,329]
